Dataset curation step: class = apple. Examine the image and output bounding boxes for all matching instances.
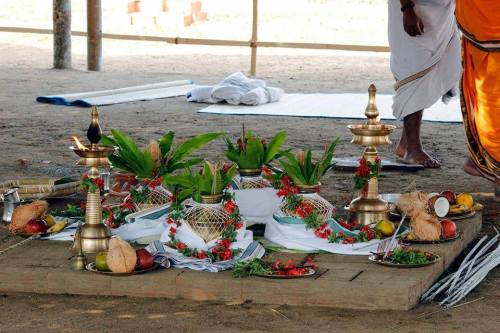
[24,219,48,234]
[136,248,154,270]
[440,191,457,205]
[441,219,457,239]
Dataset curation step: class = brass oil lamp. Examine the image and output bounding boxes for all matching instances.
[347,85,396,225]
[70,106,115,253]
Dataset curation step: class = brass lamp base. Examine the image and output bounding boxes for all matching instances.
[349,196,389,226]
[79,223,111,253]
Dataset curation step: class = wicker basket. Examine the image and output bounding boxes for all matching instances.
[279,192,334,223]
[232,174,271,190]
[130,185,172,213]
[0,178,81,201]
[183,195,229,242]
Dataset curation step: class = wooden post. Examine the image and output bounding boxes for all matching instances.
[250,0,258,76]
[87,0,102,71]
[53,0,71,69]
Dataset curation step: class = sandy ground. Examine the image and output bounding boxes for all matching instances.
[0,35,498,332]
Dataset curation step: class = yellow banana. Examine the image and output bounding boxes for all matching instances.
[448,204,469,215]
[47,220,68,233]
[43,215,57,227]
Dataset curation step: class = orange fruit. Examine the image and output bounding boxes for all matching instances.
[456,193,474,210]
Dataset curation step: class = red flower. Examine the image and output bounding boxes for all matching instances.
[375,156,381,164]
[120,199,134,211]
[219,239,231,249]
[82,174,89,180]
[93,178,104,188]
[356,157,370,177]
[220,248,232,261]
[165,217,175,225]
[234,222,244,230]
[224,200,236,214]
[169,227,177,236]
[276,188,288,197]
[295,201,313,218]
[237,138,246,151]
[79,202,86,210]
[281,175,291,187]
[222,163,232,173]
[144,177,162,189]
[175,242,188,250]
[197,251,207,259]
[168,195,176,203]
[262,166,272,176]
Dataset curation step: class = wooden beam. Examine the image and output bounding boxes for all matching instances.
[250,0,258,76]
[0,26,390,53]
[52,0,72,69]
[87,0,102,71]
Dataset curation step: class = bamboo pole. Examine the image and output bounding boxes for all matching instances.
[87,0,102,71]
[52,0,71,69]
[250,0,258,76]
[0,27,390,52]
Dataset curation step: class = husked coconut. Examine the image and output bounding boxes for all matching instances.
[9,200,49,232]
[106,237,137,273]
[396,192,428,217]
[410,212,442,241]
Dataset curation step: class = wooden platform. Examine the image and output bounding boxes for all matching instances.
[0,213,482,311]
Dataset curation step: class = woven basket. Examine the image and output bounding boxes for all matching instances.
[0,178,81,201]
[232,175,271,190]
[279,192,334,222]
[130,185,172,213]
[183,196,229,242]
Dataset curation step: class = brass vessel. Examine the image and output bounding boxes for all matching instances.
[238,168,262,177]
[347,85,396,225]
[200,193,224,204]
[70,106,113,253]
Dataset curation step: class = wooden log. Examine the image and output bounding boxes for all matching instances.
[52,0,71,69]
[250,0,258,76]
[87,0,102,71]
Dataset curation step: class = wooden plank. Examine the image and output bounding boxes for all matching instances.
[53,0,72,69]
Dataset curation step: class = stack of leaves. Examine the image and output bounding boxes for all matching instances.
[101,129,221,179]
[224,128,287,170]
[163,161,237,203]
[279,138,339,186]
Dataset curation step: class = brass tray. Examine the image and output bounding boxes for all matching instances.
[401,232,461,244]
[254,268,316,279]
[368,254,440,268]
[86,262,160,276]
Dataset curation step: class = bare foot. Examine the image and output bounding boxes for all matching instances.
[463,157,483,177]
[401,149,441,168]
[395,132,407,158]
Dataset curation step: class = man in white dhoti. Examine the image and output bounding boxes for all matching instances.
[389,0,461,167]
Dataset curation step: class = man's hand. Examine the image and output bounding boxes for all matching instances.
[403,7,424,37]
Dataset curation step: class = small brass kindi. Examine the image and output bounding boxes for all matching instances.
[347,85,396,225]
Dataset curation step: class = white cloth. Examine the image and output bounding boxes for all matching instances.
[232,187,282,224]
[388,0,461,120]
[264,217,385,256]
[187,72,284,106]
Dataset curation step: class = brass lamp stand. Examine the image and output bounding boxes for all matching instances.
[70,106,115,253]
[347,85,396,225]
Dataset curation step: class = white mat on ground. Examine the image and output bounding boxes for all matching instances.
[198,93,462,123]
[36,80,195,107]
[264,217,382,256]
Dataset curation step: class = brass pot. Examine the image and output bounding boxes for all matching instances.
[297,183,320,194]
[238,168,262,177]
[200,194,224,204]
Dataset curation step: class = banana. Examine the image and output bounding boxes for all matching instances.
[47,220,68,233]
[472,203,484,211]
[448,204,469,215]
[43,215,57,227]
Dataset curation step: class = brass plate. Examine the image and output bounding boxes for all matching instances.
[85,262,160,276]
[254,268,316,279]
[368,254,440,268]
[401,232,461,244]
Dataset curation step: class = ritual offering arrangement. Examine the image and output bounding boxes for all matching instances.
[368,247,440,268]
[163,161,251,262]
[101,129,221,213]
[86,237,158,276]
[232,257,316,279]
[225,126,287,223]
[347,84,395,226]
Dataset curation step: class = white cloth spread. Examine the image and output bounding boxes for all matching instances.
[187,72,284,106]
[388,0,461,120]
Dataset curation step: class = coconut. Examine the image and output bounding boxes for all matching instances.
[9,200,49,232]
[433,197,450,218]
[106,237,137,273]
